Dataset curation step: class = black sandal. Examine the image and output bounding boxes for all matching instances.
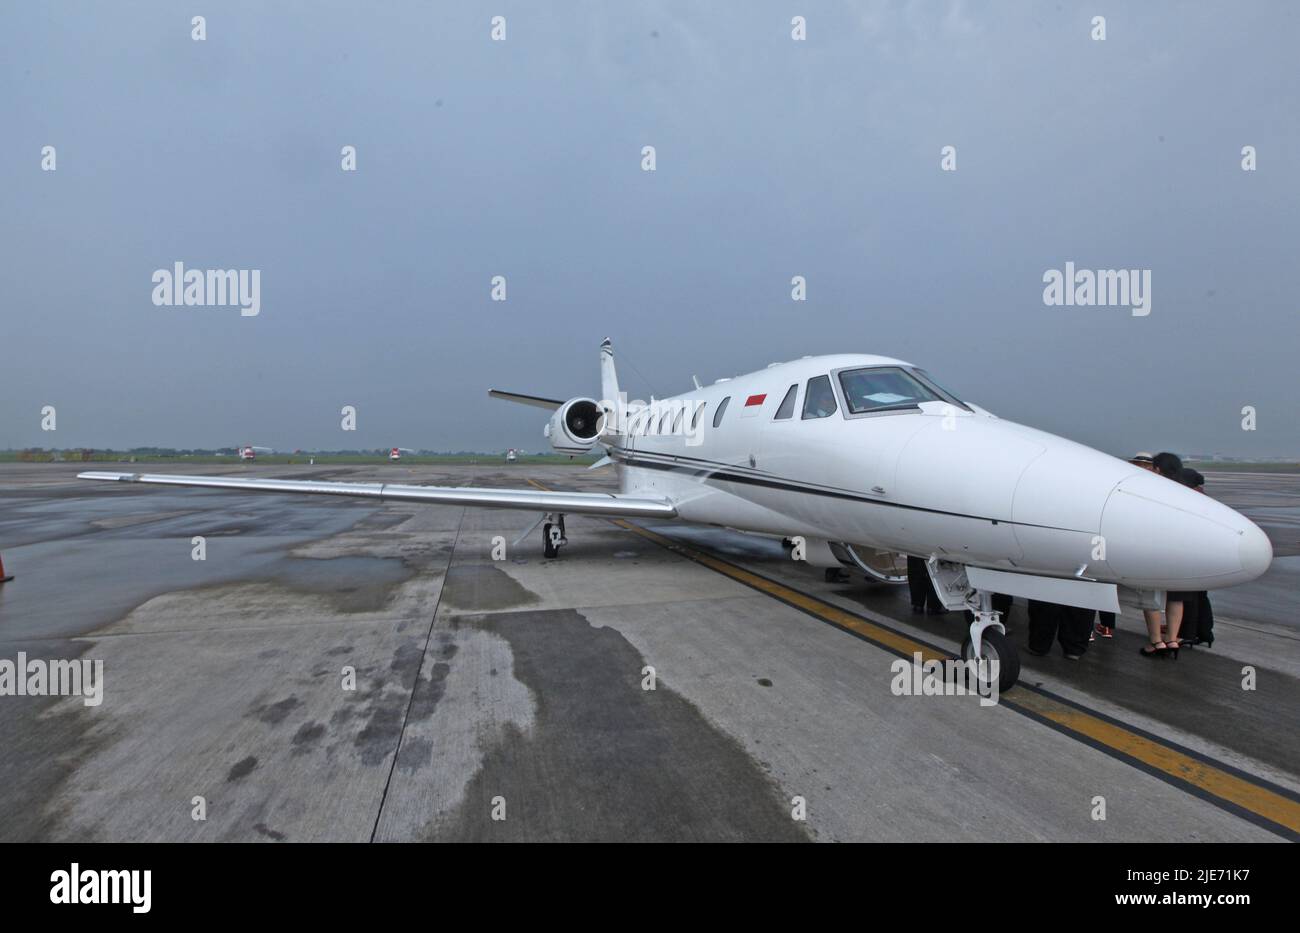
[1139,641,1167,658]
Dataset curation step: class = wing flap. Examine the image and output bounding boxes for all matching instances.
[78,471,676,518]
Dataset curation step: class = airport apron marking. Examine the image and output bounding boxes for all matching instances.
[525,480,1300,840]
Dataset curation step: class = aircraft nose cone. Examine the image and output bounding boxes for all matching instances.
[1238,521,1274,581]
[1100,473,1269,590]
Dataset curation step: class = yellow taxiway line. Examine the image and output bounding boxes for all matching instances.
[524,478,1300,839]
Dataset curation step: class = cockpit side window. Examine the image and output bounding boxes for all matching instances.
[801,375,837,420]
[774,384,798,420]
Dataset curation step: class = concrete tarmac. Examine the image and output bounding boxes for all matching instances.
[0,461,1296,841]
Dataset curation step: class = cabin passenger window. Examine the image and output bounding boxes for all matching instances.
[691,402,707,430]
[713,396,731,428]
[802,375,837,419]
[774,384,798,420]
[659,410,673,434]
[672,408,685,434]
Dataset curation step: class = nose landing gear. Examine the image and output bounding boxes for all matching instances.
[960,592,1020,693]
[542,514,568,558]
[925,558,1021,692]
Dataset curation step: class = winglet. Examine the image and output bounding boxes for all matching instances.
[79,471,138,482]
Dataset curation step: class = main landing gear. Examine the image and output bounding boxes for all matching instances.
[542,514,567,558]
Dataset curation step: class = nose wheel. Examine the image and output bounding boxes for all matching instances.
[542,514,567,558]
[960,595,1020,692]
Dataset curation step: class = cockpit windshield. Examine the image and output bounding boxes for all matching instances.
[912,369,967,407]
[837,367,946,414]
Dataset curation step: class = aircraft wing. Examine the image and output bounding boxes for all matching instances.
[77,471,676,518]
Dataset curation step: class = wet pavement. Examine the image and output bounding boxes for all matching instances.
[0,461,1296,841]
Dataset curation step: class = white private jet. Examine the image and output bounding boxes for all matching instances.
[81,340,1272,690]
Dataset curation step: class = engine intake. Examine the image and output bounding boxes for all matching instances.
[545,398,604,453]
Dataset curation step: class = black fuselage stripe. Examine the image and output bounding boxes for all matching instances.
[611,449,1081,533]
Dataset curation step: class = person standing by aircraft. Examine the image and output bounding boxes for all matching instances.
[1147,452,1188,658]
[907,556,946,614]
[1026,600,1092,659]
[1176,467,1216,648]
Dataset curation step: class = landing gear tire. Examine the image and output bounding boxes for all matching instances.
[961,627,1020,693]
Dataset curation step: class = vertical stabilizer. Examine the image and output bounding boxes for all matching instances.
[600,338,619,404]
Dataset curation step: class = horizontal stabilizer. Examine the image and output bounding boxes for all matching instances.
[488,390,565,410]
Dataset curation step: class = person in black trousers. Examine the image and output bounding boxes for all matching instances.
[1178,468,1216,647]
[1190,592,1215,647]
[1026,600,1093,659]
[907,555,947,614]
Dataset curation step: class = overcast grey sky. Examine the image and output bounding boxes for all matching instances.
[3,1,1297,456]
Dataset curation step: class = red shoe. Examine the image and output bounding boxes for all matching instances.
[1095,625,1113,639]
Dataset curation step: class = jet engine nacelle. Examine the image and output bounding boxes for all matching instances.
[544,398,604,454]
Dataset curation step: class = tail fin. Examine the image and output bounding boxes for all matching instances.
[600,337,619,404]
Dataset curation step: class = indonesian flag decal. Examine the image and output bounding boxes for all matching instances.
[741,393,766,417]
